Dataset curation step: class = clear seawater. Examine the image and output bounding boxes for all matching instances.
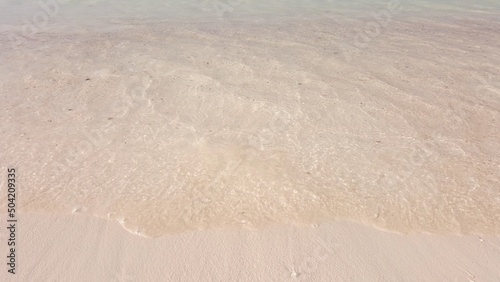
[1,1,499,236]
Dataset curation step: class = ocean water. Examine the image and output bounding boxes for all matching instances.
[1,0,499,237]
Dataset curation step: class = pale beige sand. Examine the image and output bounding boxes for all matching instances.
[1,12,500,282]
[0,213,499,281]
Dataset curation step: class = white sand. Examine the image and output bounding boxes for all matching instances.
[1,1,500,281]
[0,213,499,281]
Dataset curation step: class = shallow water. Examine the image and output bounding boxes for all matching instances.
[1,0,500,237]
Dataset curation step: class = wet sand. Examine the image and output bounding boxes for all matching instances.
[1,1,500,281]
[2,17,499,236]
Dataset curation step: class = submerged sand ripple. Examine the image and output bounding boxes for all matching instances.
[1,16,499,237]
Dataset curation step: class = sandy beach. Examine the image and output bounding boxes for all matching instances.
[0,213,499,281]
[1,0,500,281]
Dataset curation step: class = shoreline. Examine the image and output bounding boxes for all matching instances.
[1,3,500,280]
